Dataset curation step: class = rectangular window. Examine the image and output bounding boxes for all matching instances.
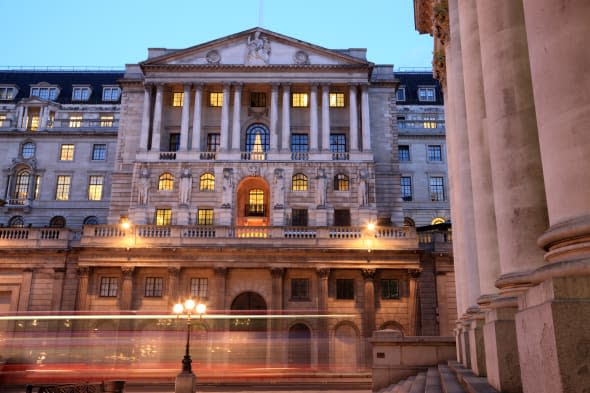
[292,93,308,108]
[29,116,39,131]
[401,176,412,201]
[329,92,345,107]
[102,87,121,101]
[334,209,351,226]
[190,278,208,299]
[155,208,172,226]
[144,277,163,297]
[169,133,180,152]
[428,145,443,161]
[72,87,90,101]
[0,114,6,127]
[92,144,107,161]
[31,87,58,100]
[430,176,445,201]
[60,144,75,161]
[290,133,308,160]
[0,87,15,100]
[88,175,104,201]
[69,115,82,128]
[381,279,400,299]
[291,278,310,300]
[396,87,406,101]
[209,92,223,107]
[291,209,308,226]
[99,277,118,297]
[100,115,114,127]
[172,92,184,107]
[336,279,354,300]
[207,133,220,152]
[197,209,214,225]
[399,145,410,161]
[423,114,437,129]
[55,175,71,201]
[418,87,436,102]
[330,134,347,160]
[250,92,266,107]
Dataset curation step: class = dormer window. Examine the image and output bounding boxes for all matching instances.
[418,87,436,102]
[102,86,121,101]
[31,86,59,100]
[72,86,91,101]
[0,86,17,100]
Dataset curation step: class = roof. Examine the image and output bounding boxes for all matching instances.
[395,71,444,105]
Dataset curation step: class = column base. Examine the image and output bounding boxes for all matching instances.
[175,371,195,393]
[468,315,486,377]
[460,321,471,369]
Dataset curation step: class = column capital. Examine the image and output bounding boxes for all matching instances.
[317,268,330,278]
[121,266,135,278]
[281,82,291,89]
[214,266,228,277]
[183,83,192,90]
[77,267,89,277]
[310,82,319,90]
[408,269,421,279]
[270,267,285,278]
[168,266,180,277]
[193,82,204,90]
[362,268,377,280]
[231,82,243,89]
[321,82,331,88]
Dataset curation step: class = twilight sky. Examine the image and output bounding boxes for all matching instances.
[1,0,433,70]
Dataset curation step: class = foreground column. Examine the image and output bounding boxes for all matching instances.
[151,84,164,152]
[191,84,203,151]
[179,84,191,152]
[317,269,329,369]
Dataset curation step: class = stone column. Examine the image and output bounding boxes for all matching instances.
[231,83,242,151]
[220,84,230,151]
[151,84,164,152]
[15,107,23,128]
[407,270,419,336]
[191,83,203,151]
[362,269,376,367]
[360,84,371,151]
[281,84,291,151]
[18,268,33,311]
[39,107,48,129]
[270,268,285,366]
[214,267,227,314]
[309,84,319,152]
[119,267,134,311]
[139,85,152,151]
[179,84,192,151]
[321,84,330,151]
[167,267,180,308]
[75,267,89,311]
[51,267,65,311]
[348,84,359,152]
[317,268,329,369]
[269,83,279,152]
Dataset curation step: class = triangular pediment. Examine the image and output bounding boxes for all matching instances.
[141,27,371,68]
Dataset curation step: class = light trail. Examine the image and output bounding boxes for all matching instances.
[0,313,354,321]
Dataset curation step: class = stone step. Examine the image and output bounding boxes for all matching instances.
[425,367,443,393]
[438,364,467,393]
[409,372,427,393]
[399,375,416,393]
[447,361,499,393]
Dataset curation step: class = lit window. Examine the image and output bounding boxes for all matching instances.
[72,87,90,101]
[334,174,349,191]
[158,173,174,191]
[209,92,223,107]
[100,115,114,127]
[190,278,208,299]
[0,114,6,127]
[21,142,35,158]
[247,189,265,216]
[381,279,400,299]
[172,92,184,107]
[99,277,118,297]
[399,145,410,161]
[69,115,82,128]
[291,209,308,226]
[199,173,215,191]
[34,175,41,200]
[207,133,220,152]
[291,278,310,300]
[245,124,269,160]
[396,87,406,101]
[292,93,308,107]
[92,144,107,160]
[31,87,58,100]
[428,145,442,161]
[429,176,445,201]
[145,277,163,297]
[88,175,104,201]
[0,87,15,100]
[155,208,172,226]
[59,144,75,161]
[336,279,354,300]
[418,87,436,102]
[250,92,266,107]
[431,217,446,225]
[102,86,121,101]
[14,170,31,201]
[55,175,71,201]
[329,92,344,107]
[29,116,39,131]
[292,173,308,191]
[423,115,437,129]
[197,209,214,225]
[401,176,412,201]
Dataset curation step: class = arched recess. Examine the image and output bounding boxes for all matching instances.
[379,320,405,336]
[236,176,270,226]
[332,321,360,370]
[229,291,268,367]
[49,216,66,228]
[288,322,312,368]
[245,123,270,160]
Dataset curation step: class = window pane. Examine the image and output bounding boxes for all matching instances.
[172,92,184,107]
[60,144,75,161]
[381,279,400,299]
[69,116,82,128]
[399,145,410,161]
[334,174,349,191]
[197,209,214,225]
[429,177,445,201]
[401,176,412,201]
[55,175,71,201]
[291,278,309,300]
[292,93,308,107]
[158,173,174,191]
[291,209,308,226]
[336,279,354,299]
[207,134,220,152]
[428,145,442,161]
[396,88,406,101]
[210,92,223,107]
[190,278,208,299]
[100,116,114,127]
[22,142,35,158]
[145,277,163,297]
[100,277,118,297]
[14,171,31,200]
[155,208,172,225]
[88,175,104,201]
[329,92,344,107]
[250,92,266,107]
[291,173,308,191]
[92,144,107,160]
[169,134,180,152]
[199,173,215,191]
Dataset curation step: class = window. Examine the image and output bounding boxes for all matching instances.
[399,145,410,161]
[292,93,308,107]
[431,217,446,225]
[334,209,351,226]
[401,176,412,201]
[31,87,58,100]
[102,86,121,101]
[99,277,118,297]
[336,279,354,300]
[21,142,35,159]
[428,145,442,161]
[169,133,180,152]
[197,208,214,225]
[155,208,172,226]
[334,174,349,191]
[14,170,31,201]
[396,87,406,101]
[158,173,174,191]
[59,144,75,161]
[330,134,347,160]
[207,133,220,152]
[423,115,437,129]
[55,175,71,201]
[291,173,308,191]
[145,277,163,297]
[329,92,345,107]
[291,134,309,159]
[291,278,310,300]
[100,115,114,127]
[34,175,41,200]
[291,209,308,227]
[209,92,223,107]
[29,116,39,131]
[172,92,184,107]
[381,279,400,299]
[247,189,265,216]
[0,87,15,100]
[250,92,266,107]
[430,176,445,201]
[69,115,82,128]
[88,175,104,201]
[92,144,107,160]
[0,114,6,127]
[72,87,90,101]
[245,124,269,159]
[8,216,24,228]
[418,87,436,102]
[83,216,99,225]
[49,216,66,228]
[199,173,215,191]
[190,278,208,299]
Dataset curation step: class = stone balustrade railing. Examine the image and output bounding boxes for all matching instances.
[0,227,72,248]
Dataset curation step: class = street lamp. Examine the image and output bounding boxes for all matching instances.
[173,299,206,393]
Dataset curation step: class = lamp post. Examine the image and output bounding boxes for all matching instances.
[173,299,206,393]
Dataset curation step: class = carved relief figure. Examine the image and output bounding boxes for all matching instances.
[273,168,285,208]
[179,167,192,205]
[222,168,234,207]
[316,168,327,207]
[246,31,270,65]
[137,167,150,205]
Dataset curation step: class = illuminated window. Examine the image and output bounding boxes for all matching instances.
[0,87,15,100]
[423,115,437,129]
[199,173,215,191]
[247,189,265,216]
[29,115,39,131]
[418,87,436,102]
[334,174,349,191]
[0,114,6,127]
[245,124,269,160]
[431,217,446,225]
[291,278,310,300]
[145,277,163,297]
[399,145,410,161]
[429,177,445,201]
[381,279,400,299]
[14,170,31,201]
[191,278,208,299]
[55,175,71,201]
[155,208,172,226]
[158,173,174,191]
[88,175,104,201]
[72,87,90,101]
[172,92,184,107]
[250,92,266,107]
[401,176,412,201]
[59,144,75,161]
[428,145,442,161]
[197,209,214,225]
[336,279,354,300]
[21,142,35,158]
[291,173,308,191]
[69,115,82,128]
[100,115,114,127]
[396,87,406,101]
[329,92,344,107]
[92,144,107,160]
[31,87,59,100]
[99,277,118,297]
[102,86,121,101]
[292,93,308,107]
[209,92,223,107]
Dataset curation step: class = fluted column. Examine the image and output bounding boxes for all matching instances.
[317,268,329,369]
[220,84,230,151]
[407,270,419,336]
[151,84,164,152]
[360,84,371,151]
[270,83,279,152]
[76,267,89,311]
[22,107,29,129]
[348,84,359,152]
[270,268,285,366]
[309,84,319,151]
[191,83,203,151]
[362,269,376,367]
[281,84,291,151]
[119,267,134,311]
[231,83,242,151]
[139,85,152,151]
[39,107,49,129]
[321,84,330,151]
[51,267,66,311]
[15,107,23,128]
[179,84,191,151]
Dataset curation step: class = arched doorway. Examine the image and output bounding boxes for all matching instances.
[229,292,268,368]
[288,323,311,368]
[236,177,270,227]
[333,323,359,370]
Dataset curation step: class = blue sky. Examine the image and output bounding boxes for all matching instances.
[2,0,433,70]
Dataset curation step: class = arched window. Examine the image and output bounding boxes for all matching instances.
[8,216,24,228]
[49,216,66,228]
[431,217,446,225]
[245,124,269,160]
[199,173,215,191]
[158,172,174,191]
[403,217,416,227]
[247,188,265,216]
[334,174,349,191]
[291,173,308,191]
[14,170,31,201]
[83,216,99,225]
[21,142,35,159]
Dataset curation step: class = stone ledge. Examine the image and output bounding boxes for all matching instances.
[447,361,499,393]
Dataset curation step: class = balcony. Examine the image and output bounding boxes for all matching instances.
[47,118,119,130]
[0,227,74,249]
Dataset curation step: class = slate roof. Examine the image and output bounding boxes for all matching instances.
[395,72,444,105]
[0,70,124,105]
